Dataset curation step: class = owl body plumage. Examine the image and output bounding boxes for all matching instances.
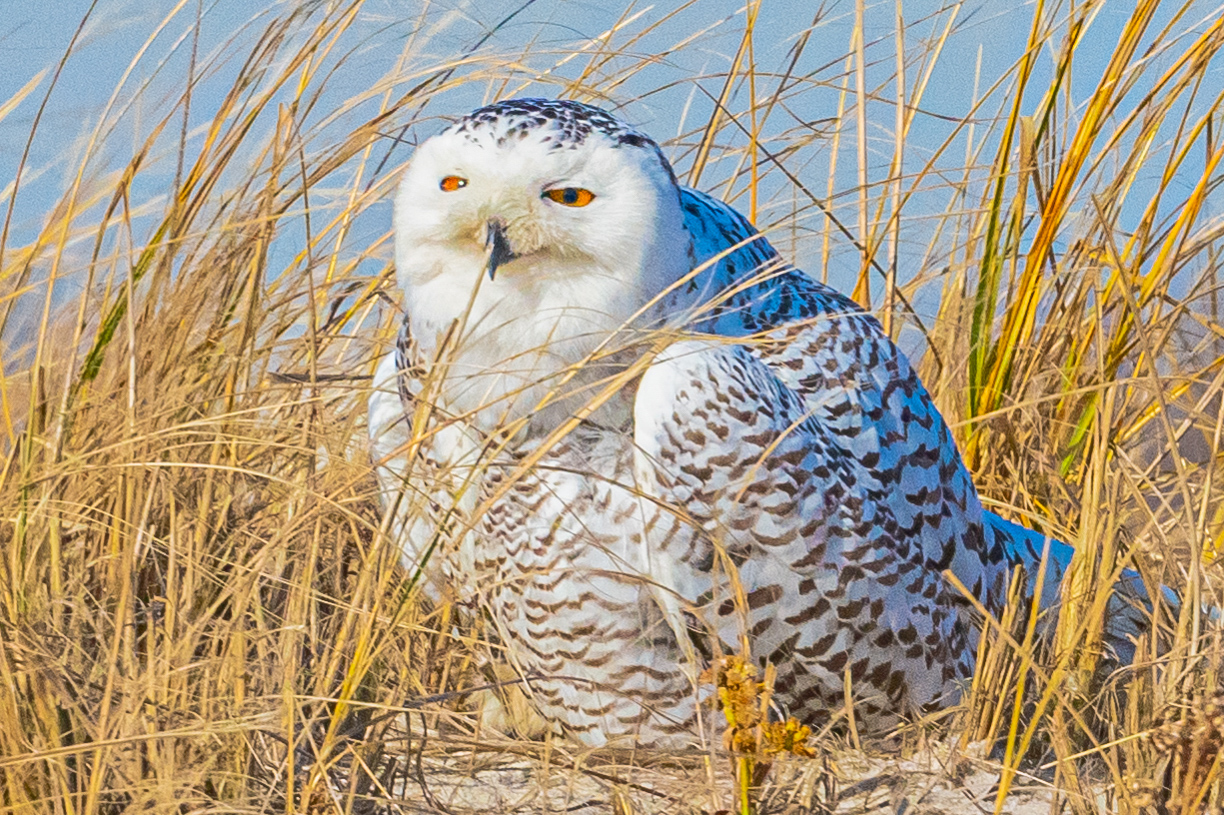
[368,99,1072,746]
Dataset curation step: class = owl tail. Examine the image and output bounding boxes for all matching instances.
[981,510,1218,666]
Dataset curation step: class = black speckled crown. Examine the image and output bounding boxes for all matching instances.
[448,98,658,152]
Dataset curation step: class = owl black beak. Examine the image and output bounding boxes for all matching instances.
[484,218,516,281]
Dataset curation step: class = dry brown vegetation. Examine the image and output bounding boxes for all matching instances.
[1,1,1223,813]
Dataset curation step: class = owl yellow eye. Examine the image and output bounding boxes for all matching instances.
[543,187,595,207]
[439,175,468,192]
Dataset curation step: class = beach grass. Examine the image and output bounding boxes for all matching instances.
[1,1,1222,812]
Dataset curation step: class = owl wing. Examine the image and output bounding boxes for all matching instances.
[664,188,1191,675]
[368,342,425,569]
[632,335,994,708]
[674,191,999,579]
[369,347,410,488]
[630,191,1009,707]
[368,319,471,601]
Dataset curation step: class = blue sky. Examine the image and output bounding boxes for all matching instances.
[1,0,1220,347]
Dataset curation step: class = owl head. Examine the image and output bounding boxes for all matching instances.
[393,99,694,428]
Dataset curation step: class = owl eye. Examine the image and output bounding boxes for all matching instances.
[439,175,468,192]
[543,187,596,207]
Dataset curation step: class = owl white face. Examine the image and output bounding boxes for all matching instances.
[392,99,692,430]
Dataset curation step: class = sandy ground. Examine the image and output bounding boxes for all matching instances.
[324,732,1095,814]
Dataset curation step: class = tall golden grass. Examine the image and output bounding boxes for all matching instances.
[0,1,1222,812]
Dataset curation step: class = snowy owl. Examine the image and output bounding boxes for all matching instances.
[367,98,1095,747]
